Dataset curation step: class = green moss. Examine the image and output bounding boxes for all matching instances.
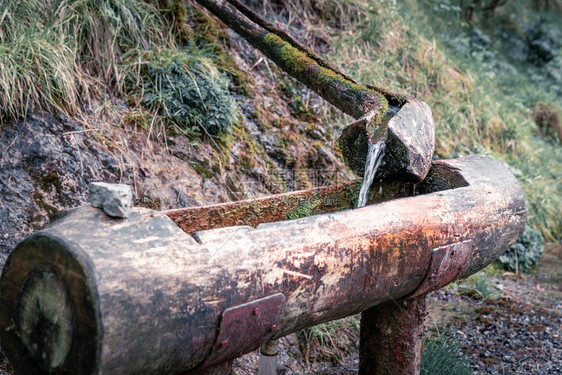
[153,0,188,30]
[286,197,321,220]
[42,171,62,192]
[32,192,58,215]
[337,128,368,177]
[340,180,363,209]
[263,33,387,112]
[263,33,311,79]
[190,11,226,45]
[189,162,214,179]
[211,163,221,174]
[276,74,320,122]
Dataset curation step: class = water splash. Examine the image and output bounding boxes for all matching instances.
[356,140,386,208]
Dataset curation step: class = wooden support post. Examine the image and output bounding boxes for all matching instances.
[359,296,427,375]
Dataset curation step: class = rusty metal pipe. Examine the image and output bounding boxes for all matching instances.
[0,155,524,374]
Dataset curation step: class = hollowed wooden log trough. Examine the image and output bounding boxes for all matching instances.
[0,155,524,374]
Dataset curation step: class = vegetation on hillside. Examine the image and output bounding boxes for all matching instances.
[498,224,545,272]
[323,0,561,241]
[0,0,239,137]
[0,0,560,242]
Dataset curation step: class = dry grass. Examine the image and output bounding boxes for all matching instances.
[0,27,89,121]
[0,0,170,124]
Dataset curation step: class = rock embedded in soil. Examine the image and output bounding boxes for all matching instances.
[89,182,133,218]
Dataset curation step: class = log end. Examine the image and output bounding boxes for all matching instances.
[0,233,100,374]
[18,271,74,370]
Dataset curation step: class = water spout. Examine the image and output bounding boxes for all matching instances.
[356,105,399,208]
[357,140,386,208]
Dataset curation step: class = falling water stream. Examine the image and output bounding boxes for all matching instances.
[356,140,385,208]
[356,105,400,208]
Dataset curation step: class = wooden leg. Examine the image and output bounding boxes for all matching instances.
[359,296,427,375]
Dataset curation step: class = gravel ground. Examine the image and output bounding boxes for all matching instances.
[440,242,562,374]
[428,277,561,374]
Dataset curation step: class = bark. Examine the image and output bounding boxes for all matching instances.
[359,296,426,375]
[0,155,525,374]
[193,0,388,121]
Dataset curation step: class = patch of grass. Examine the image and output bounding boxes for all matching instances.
[186,6,254,96]
[0,26,88,122]
[0,0,169,123]
[497,224,545,273]
[249,0,365,29]
[458,271,499,301]
[123,47,238,136]
[286,197,320,220]
[62,0,168,79]
[189,161,214,179]
[298,316,360,365]
[1,0,242,144]
[421,330,473,375]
